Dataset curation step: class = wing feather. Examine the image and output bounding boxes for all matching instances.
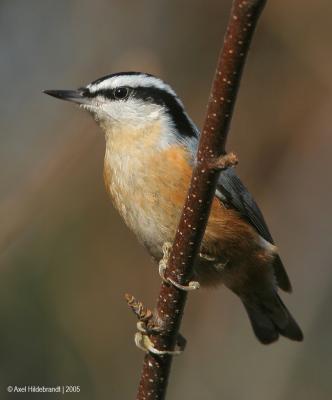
[216,168,292,292]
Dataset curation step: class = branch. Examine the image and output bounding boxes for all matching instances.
[133,1,267,399]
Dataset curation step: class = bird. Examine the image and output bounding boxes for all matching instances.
[44,71,303,345]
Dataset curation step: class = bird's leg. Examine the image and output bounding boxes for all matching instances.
[159,242,200,291]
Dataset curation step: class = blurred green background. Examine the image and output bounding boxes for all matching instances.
[1,0,331,399]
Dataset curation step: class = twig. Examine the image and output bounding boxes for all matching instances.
[134,1,267,399]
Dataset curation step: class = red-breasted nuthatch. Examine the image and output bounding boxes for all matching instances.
[44,72,303,344]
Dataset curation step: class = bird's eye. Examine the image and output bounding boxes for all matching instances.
[113,87,129,100]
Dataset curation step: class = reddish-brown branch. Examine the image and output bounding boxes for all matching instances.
[133,1,267,399]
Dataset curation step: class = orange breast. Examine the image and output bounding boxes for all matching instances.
[104,141,262,263]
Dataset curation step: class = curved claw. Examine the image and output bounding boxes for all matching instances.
[167,277,200,291]
[134,332,183,356]
[159,242,200,291]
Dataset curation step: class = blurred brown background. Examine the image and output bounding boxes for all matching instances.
[0,0,331,399]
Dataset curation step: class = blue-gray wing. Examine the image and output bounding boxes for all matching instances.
[216,167,292,292]
[217,168,273,243]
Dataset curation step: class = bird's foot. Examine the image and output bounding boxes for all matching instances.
[199,252,229,272]
[159,242,200,291]
[135,321,186,355]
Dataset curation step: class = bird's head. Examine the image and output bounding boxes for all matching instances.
[44,72,198,149]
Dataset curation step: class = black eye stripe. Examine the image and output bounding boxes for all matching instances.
[86,87,130,100]
[80,88,94,97]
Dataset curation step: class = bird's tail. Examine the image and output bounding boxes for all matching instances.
[241,292,303,344]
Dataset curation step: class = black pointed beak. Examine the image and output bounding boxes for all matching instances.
[43,89,90,105]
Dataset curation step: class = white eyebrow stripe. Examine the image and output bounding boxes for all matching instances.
[88,74,177,97]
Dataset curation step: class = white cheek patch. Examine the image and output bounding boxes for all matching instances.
[98,98,163,125]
